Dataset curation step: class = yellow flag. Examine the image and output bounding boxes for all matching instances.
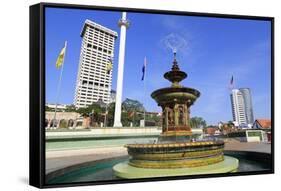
[106,62,113,71]
[106,57,113,72]
[55,43,66,69]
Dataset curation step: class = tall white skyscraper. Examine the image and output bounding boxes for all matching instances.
[74,20,118,108]
[230,88,254,127]
[239,88,254,125]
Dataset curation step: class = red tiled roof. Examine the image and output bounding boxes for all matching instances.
[205,127,218,135]
[256,119,271,129]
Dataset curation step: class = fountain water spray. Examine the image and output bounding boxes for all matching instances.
[162,33,188,55]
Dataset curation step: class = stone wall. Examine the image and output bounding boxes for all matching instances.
[45,112,82,129]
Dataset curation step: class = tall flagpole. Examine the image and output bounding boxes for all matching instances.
[113,12,130,127]
[53,41,67,128]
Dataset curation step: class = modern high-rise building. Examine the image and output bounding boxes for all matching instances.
[74,20,118,108]
[230,88,254,127]
[230,89,247,126]
[239,88,254,125]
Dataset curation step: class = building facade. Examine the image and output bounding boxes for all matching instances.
[45,111,82,128]
[110,89,116,103]
[230,88,254,127]
[239,88,254,125]
[74,19,118,108]
[46,103,68,111]
[230,89,247,126]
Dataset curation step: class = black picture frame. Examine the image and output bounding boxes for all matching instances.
[29,2,274,189]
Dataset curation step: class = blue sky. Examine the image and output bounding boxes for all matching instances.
[45,7,271,125]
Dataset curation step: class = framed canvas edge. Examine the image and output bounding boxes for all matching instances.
[29,2,275,189]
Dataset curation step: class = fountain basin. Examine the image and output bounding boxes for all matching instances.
[46,151,271,184]
[126,141,224,168]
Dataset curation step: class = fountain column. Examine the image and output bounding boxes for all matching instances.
[113,12,130,127]
[174,104,179,126]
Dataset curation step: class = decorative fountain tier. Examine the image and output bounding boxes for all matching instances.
[151,53,200,140]
[113,53,239,179]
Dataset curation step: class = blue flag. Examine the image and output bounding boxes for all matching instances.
[141,57,147,81]
[230,75,234,85]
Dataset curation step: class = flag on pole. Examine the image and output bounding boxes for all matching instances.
[55,42,67,69]
[106,57,113,74]
[53,41,67,128]
[141,57,147,81]
[229,75,234,90]
[230,75,234,85]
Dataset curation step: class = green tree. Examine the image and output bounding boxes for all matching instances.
[146,114,161,126]
[189,117,207,128]
[106,102,116,127]
[103,99,148,127]
[45,106,53,112]
[65,104,77,112]
[221,121,235,133]
[77,103,104,126]
[227,121,235,128]
[121,112,131,126]
[104,102,137,127]
[77,103,103,116]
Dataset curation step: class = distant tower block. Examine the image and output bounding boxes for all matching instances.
[113,12,130,127]
[230,88,254,127]
[239,88,254,125]
[74,20,118,108]
[230,89,247,126]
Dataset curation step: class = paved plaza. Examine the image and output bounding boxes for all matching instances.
[46,139,271,174]
[46,147,127,174]
[224,139,271,154]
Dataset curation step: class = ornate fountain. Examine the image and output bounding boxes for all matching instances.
[113,53,238,178]
[152,52,199,141]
